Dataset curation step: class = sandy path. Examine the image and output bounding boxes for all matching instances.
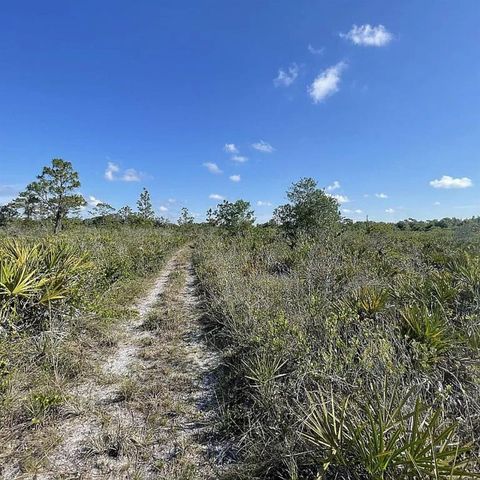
[3,248,224,479]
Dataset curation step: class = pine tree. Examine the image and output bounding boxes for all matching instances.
[118,205,133,223]
[14,159,86,232]
[137,188,155,220]
[178,207,194,225]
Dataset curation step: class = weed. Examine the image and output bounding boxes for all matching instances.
[400,304,454,356]
[350,285,389,320]
[26,388,64,425]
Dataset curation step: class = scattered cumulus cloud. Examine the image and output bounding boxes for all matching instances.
[224,143,238,154]
[203,162,222,174]
[385,208,395,213]
[104,162,142,182]
[326,180,341,192]
[257,200,272,207]
[105,162,120,181]
[434,201,441,206]
[343,208,363,214]
[274,63,299,87]
[308,62,346,104]
[329,193,350,204]
[375,192,388,199]
[308,44,325,55]
[88,195,103,207]
[429,175,473,189]
[159,205,168,212]
[168,198,176,203]
[229,174,241,182]
[122,168,141,182]
[232,155,248,163]
[209,193,224,200]
[252,140,275,153]
[340,24,393,47]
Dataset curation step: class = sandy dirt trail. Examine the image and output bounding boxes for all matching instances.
[4,248,223,479]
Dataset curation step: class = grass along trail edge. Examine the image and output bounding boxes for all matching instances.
[2,247,224,479]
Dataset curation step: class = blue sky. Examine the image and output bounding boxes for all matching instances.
[0,0,479,222]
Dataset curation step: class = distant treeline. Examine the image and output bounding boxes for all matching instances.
[1,158,479,235]
[343,216,480,233]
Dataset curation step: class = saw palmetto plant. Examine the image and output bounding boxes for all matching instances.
[399,304,455,356]
[0,238,90,333]
[303,385,478,479]
[350,285,389,320]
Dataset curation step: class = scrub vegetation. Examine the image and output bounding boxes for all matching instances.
[193,181,480,479]
[1,160,480,479]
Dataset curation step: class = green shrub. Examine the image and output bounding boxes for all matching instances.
[26,388,64,425]
[303,386,477,479]
[399,304,454,357]
[350,285,389,320]
[0,238,90,333]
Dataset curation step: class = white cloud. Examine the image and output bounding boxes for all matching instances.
[224,143,238,154]
[105,162,142,182]
[434,201,441,206]
[105,162,120,181]
[252,140,275,153]
[326,180,341,192]
[340,24,393,47]
[88,195,102,207]
[375,192,388,199]
[232,155,248,163]
[257,200,272,207]
[329,193,350,204]
[209,193,224,200]
[229,174,241,182]
[429,175,473,189]
[354,209,363,214]
[274,63,299,87]
[203,162,223,174]
[308,62,346,104]
[168,198,176,203]
[122,168,141,182]
[159,205,168,212]
[385,208,395,213]
[308,44,324,55]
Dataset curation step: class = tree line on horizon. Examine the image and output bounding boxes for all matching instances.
[1,158,479,235]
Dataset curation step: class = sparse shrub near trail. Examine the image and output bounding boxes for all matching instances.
[193,224,480,478]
